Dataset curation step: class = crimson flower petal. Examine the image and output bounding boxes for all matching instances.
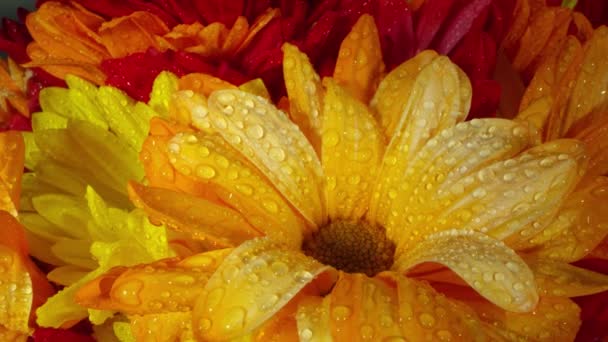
[435,0,493,54]
[375,0,416,69]
[415,0,455,52]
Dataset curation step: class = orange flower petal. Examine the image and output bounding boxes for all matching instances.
[178,73,236,98]
[99,11,170,58]
[570,113,608,180]
[321,79,384,220]
[502,0,531,53]
[76,249,230,314]
[572,12,594,42]
[167,130,307,248]
[526,257,608,297]
[333,14,386,104]
[0,131,24,216]
[282,43,324,152]
[236,8,281,54]
[129,312,194,341]
[128,181,260,248]
[370,50,438,138]
[528,8,572,75]
[563,26,608,135]
[192,238,335,340]
[324,273,402,340]
[221,17,249,56]
[294,296,332,342]
[521,176,608,262]
[0,211,54,333]
[394,229,538,312]
[511,8,556,73]
[382,273,488,340]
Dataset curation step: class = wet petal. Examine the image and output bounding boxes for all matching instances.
[325,273,402,340]
[563,26,608,134]
[129,312,194,341]
[570,113,608,180]
[128,181,260,248]
[178,73,236,98]
[282,43,324,152]
[381,272,488,340]
[148,71,179,118]
[192,238,335,340]
[521,176,608,262]
[370,50,438,139]
[394,229,538,312]
[76,249,229,314]
[370,119,532,245]
[206,89,325,226]
[526,257,608,297]
[238,78,271,100]
[0,131,24,216]
[99,11,170,58]
[167,131,307,247]
[511,9,556,72]
[321,79,384,220]
[295,296,332,342]
[333,14,385,104]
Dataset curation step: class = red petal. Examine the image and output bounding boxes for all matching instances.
[434,0,493,54]
[33,328,95,342]
[375,0,416,69]
[7,114,32,131]
[468,79,501,119]
[192,0,245,26]
[576,0,608,27]
[415,0,455,52]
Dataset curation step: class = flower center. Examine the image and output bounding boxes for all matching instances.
[302,220,395,276]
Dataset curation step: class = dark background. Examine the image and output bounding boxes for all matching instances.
[1,0,35,19]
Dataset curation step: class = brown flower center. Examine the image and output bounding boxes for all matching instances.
[302,220,396,276]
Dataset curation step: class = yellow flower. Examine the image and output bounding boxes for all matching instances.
[19,75,177,329]
[75,15,608,341]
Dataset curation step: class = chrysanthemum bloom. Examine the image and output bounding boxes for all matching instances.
[64,15,608,341]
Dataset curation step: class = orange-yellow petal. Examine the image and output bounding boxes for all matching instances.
[76,249,230,314]
[236,8,281,54]
[324,273,402,340]
[178,73,236,98]
[563,26,608,134]
[521,176,608,262]
[206,89,325,226]
[0,131,24,216]
[511,8,556,72]
[99,11,170,58]
[129,312,194,341]
[370,119,531,246]
[333,14,385,104]
[167,131,307,247]
[370,50,438,138]
[525,257,608,297]
[238,78,271,100]
[295,296,332,342]
[382,273,488,341]
[321,79,384,220]
[394,229,538,312]
[569,112,608,180]
[192,238,335,341]
[282,43,324,152]
[502,0,531,52]
[128,181,260,248]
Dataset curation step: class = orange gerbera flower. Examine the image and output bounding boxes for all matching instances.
[0,58,29,129]
[72,15,608,341]
[0,131,54,340]
[23,1,275,86]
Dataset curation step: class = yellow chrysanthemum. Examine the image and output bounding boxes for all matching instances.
[73,15,608,341]
[19,74,179,330]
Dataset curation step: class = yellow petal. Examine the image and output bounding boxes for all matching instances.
[238,78,271,100]
[370,50,438,138]
[369,119,532,245]
[192,238,336,340]
[148,71,179,118]
[295,296,332,342]
[206,89,325,226]
[178,73,236,98]
[381,273,488,341]
[333,14,385,103]
[321,79,384,220]
[394,229,538,312]
[521,176,608,261]
[47,265,89,286]
[282,43,324,152]
[167,131,306,247]
[525,257,608,297]
[76,249,229,315]
[324,273,402,340]
[128,181,260,248]
[563,26,608,134]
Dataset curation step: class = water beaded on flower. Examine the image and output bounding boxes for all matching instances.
[1,1,608,341]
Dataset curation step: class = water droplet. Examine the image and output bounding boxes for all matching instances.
[269,147,286,161]
[198,318,212,331]
[436,330,453,341]
[360,324,374,340]
[271,261,289,276]
[113,279,144,306]
[332,305,352,321]
[295,270,313,283]
[236,184,254,195]
[196,165,216,179]
[221,306,247,332]
[300,328,313,341]
[418,313,436,328]
[262,199,279,213]
[325,131,340,147]
[246,125,265,139]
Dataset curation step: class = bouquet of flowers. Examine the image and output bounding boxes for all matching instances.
[1,0,607,341]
